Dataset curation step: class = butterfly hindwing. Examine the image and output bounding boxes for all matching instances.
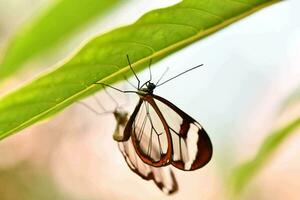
[118,139,178,194]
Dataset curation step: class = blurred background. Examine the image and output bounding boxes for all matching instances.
[0,0,300,199]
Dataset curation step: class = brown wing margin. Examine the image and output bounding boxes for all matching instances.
[124,98,173,167]
[151,94,213,171]
[122,99,143,142]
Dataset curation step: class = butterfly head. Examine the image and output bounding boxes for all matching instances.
[140,81,156,94]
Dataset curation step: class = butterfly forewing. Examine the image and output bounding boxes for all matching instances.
[152,94,212,170]
[125,94,212,170]
[125,99,172,167]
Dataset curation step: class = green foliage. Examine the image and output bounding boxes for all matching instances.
[0,0,121,79]
[229,84,300,197]
[0,0,280,140]
[229,117,300,195]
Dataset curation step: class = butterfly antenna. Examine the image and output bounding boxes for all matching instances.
[156,67,169,85]
[124,74,138,89]
[127,54,141,89]
[111,65,137,90]
[157,64,203,87]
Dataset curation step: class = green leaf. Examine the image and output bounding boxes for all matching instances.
[0,0,122,79]
[0,0,281,140]
[229,117,300,195]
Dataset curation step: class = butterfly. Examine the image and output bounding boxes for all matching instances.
[79,91,178,194]
[97,55,213,171]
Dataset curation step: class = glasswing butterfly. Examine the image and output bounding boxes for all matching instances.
[79,91,178,194]
[96,55,213,171]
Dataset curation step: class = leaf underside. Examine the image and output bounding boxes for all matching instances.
[0,0,281,140]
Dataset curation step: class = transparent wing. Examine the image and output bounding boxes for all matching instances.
[152,94,213,171]
[114,108,178,194]
[124,99,173,167]
[118,140,178,194]
[125,95,212,171]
